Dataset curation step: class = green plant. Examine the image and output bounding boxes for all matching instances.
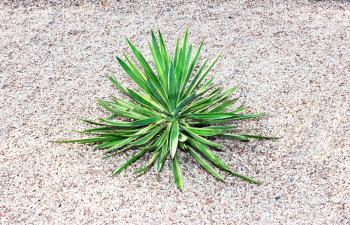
[58,30,274,190]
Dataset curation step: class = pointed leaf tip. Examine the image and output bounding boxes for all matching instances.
[169,120,179,158]
[172,156,183,190]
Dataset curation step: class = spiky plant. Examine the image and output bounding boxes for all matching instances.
[58,30,273,190]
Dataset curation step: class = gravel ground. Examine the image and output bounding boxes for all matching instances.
[1,0,350,224]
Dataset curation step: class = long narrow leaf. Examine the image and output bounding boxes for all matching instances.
[169,120,179,158]
[187,146,224,181]
[112,147,148,176]
[172,155,183,190]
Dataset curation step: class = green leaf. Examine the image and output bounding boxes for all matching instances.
[172,155,183,190]
[175,81,213,116]
[183,88,221,113]
[150,31,166,86]
[96,139,125,149]
[101,116,162,127]
[169,120,179,158]
[178,44,192,98]
[185,50,222,96]
[134,150,160,175]
[188,138,261,184]
[110,97,158,117]
[130,126,162,146]
[228,113,265,120]
[168,63,177,110]
[123,55,169,109]
[81,119,104,126]
[209,99,236,112]
[127,89,165,112]
[158,30,170,79]
[182,126,224,150]
[98,99,146,120]
[240,134,278,140]
[187,146,224,181]
[186,126,234,136]
[112,147,149,176]
[126,39,169,102]
[188,138,230,170]
[185,112,241,120]
[174,92,196,115]
[126,39,158,83]
[54,136,113,144]
[221,133,277,141]
[116,56,149,94]
[218,134,250,142]
[109,75,129,94]
[191,87,237,113]
[180,40,204,99]
[157,123,172,172]
[183,59,208,96]
[104,136,136,153]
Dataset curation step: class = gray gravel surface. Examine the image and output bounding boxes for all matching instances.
[1,0,350,224]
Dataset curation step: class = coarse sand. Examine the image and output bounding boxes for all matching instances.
[1,0,349,224]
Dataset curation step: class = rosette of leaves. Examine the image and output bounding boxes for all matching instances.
[58,30,274,190]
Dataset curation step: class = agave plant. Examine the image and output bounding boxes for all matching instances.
[58,30,273,190]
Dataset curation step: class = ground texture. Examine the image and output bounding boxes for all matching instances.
[1,0,350,224]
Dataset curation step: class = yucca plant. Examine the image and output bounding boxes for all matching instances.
[58,30,273,190]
